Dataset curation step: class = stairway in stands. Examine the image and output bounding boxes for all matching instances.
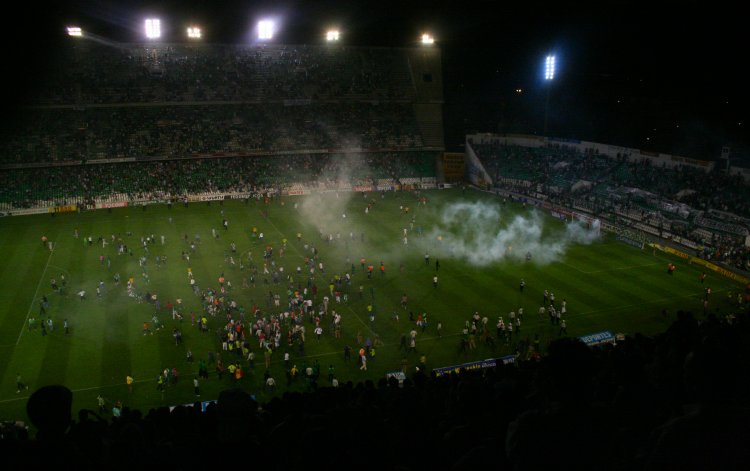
[413,104,444,150]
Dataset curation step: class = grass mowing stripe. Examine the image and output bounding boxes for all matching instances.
[100,275,134,392]
[533,264,630,312]
[570,288,729,321]
[16,244,55,345]
[0,250,43,344]
[35,328,74,386]
[561,249,661,274]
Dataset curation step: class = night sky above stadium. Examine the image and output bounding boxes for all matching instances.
[10,0,746,159]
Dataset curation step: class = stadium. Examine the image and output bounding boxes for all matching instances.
[1,5,749,469]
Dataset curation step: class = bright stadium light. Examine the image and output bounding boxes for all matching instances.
[67,26,83,37]
[545,55,556,80]
[326,30,340,41]
[187,26,201,39]
[145,18,161,39]
[258,20,274,40]
[421,33,435,45]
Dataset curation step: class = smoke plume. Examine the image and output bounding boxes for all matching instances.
[298,153,369,237]
[426,200,599,266]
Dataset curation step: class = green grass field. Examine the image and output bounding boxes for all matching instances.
[0,188,742,421]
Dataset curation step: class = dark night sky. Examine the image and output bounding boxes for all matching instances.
[8,0,746,159]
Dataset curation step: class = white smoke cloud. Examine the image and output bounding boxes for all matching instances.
[426,200,599,266]
[298,153,368,237]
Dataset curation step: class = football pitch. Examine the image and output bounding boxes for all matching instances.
[0,188,742,421]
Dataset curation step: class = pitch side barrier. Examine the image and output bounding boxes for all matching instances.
[579,331,616,347]
[3,178,439,216]
[431,355,517,378]
[418,340,611,382]
[616,234,645,250]
[650,243,750,285]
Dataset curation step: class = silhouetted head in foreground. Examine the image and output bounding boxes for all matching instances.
[26,385,73,441]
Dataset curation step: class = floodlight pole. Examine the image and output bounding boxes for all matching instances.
[543,84,551,136]
[543,54,555,137]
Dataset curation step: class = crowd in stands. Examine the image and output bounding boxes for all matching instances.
[0,103,424,164]
[474,142,613,188]
[471,140,750,272]
[473,141,750,219]
[2,309,749,469]
[0,152,436,209]
[1,42,433,168]
[614,225,650,246]
[0,39,441,215]
[35,43,416,104]
[693,215,748,238]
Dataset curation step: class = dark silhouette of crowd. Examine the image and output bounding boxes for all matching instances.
[3,310,749,470]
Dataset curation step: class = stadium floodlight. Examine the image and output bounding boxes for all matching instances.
[421,33,435,45]
[326,30,340,41]
[67,26,83,37]
[145,18,161,39]
[258,20,274,40]
[187,26,201,39]
[545,55,556,80]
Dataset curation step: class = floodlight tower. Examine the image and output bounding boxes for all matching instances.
[543,54,555,136]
